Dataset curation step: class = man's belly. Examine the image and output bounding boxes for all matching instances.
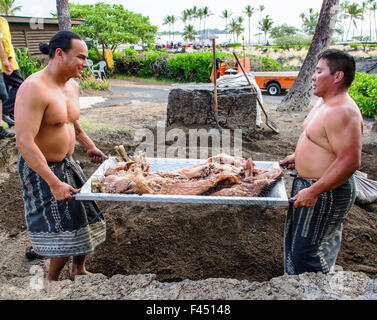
[35,125,76,162]
[295,135,335,179]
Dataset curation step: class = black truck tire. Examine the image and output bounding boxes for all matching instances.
[266,83,281,96]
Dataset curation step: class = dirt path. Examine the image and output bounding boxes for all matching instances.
[0,79,376,283]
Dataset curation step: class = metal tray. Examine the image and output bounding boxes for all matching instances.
[74,157,289,206]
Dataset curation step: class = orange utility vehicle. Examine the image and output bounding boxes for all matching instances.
[222,57,299,96]
[252,71,299,96]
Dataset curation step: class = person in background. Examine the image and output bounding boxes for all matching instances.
[0,16,24,128]
[0,31,14,140]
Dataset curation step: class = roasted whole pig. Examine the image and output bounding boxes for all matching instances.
[94,152,283,197]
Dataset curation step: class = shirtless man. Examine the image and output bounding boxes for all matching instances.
[280,49,363,275]
[15,31,107,281]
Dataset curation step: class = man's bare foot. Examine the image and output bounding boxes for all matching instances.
[69,268,94,281]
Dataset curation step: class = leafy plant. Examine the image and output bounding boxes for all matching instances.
[226,43,242,48]
[349,72,377,118]
[80,71,110,90]
[15,48,44,78]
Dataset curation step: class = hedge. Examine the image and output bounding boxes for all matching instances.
[349,72,377,118]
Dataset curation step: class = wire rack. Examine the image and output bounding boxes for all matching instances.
[74,157,289,206]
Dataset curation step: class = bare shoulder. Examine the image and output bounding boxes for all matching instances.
[324,94,362,129]
[18,71,49,97]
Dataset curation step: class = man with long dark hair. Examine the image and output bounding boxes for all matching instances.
[15,31,107,281]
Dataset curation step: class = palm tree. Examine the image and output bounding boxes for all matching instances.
[197,8,204,36]
[339,1,350,41]
[367,0,375,40]
[258,5,265,43]
[191,6,198,31]
[181,9,189,28]
[202,6,212,38]
[346,3,364,40]
[171,15,177,42]
[221,10,232,35]
[0,0,21,15]
[163,15,172,42]
[372,2,377,40]
[360,1,367,38]
[244,5,255,45]
[300,8,320,35]
[183,24,195,42]
[228,18,239,42]
[258,15,273,44]
[56,0,71,31]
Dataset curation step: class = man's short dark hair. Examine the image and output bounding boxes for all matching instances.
[39,31,83,59]
[318,49,356,88]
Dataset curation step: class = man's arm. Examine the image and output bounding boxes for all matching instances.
[73,120,108,163]
[0,37,12,75]
[292,107,362,207]
[71,79,108,164]
[15,80,80,200]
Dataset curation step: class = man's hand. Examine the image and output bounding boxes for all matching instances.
[87,147,108,164]
[3,59,13,75]
[280,154,295,169]
[290,187,318,208]
[50,181,80,201]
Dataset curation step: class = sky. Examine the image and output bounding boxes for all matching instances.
[13,0,326,32]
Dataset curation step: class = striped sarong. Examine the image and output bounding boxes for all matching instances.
[284,175,356,275]
[18,154,106,258]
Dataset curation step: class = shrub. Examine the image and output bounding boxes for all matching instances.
[167,51,229,82]
[137,51,169,78]
[226,43,242,48]
[15,48,45,78]
[80,73,110,90]
[349,72,377,118]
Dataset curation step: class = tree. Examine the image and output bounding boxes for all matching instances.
[244,5,254,45]
[270,24,299,39]
[56,0,71,31]
[171,15,177,42]
[300,8,320,34]
[221,10,232,36]
[258,5,265,43]
[339,1,350,40]
[372,2,377,40]
[0,0,21,15]
[163,15,172,42]
[367,0,375,40]
[258,15,273,44]
[70,3,157,60]
[278,0,340,112]
[183,24,195,42]
[202,6,212,38]
[345,3,363,40]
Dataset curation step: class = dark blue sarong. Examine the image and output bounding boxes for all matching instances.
[18,154,106,258]
[284,175,356,275]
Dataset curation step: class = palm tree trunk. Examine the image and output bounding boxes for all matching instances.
[346,17,352,40]
[278,0,339,112]
[375,10,377,40]
[56,0,72,31]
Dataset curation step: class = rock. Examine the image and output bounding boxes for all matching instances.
[167,83,257,136]
[0,271,376,300]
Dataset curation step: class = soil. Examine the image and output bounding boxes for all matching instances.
[0,79,376,284]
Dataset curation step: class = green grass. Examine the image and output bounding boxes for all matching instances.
[111,74,181,84]
[78,118,131,132]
